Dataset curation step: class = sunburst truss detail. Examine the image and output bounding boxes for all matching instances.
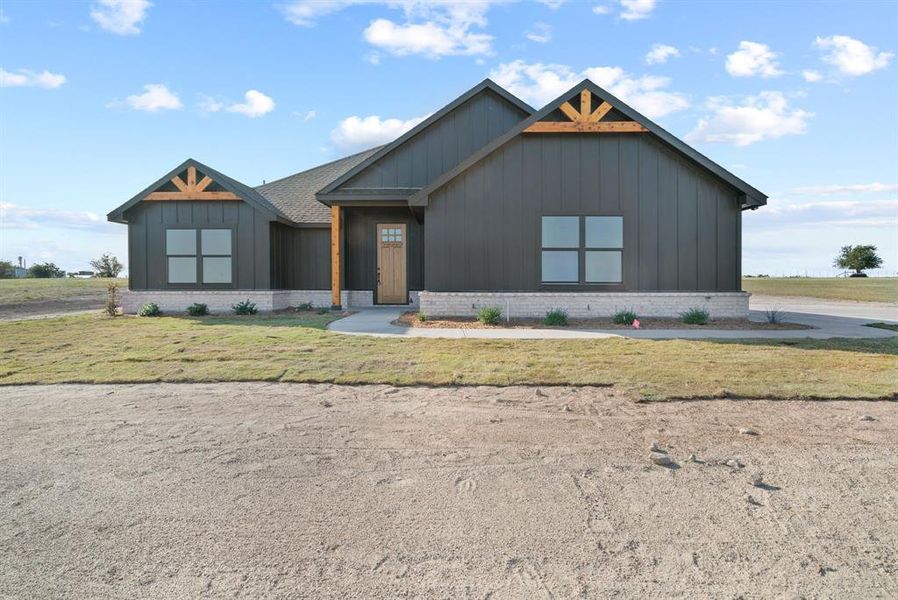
[524,89,648,134]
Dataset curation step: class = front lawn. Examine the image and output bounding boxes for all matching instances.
[742,277,898,303]
[0,277,128,304]
[1,313,896,400]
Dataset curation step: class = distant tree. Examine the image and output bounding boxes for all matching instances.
[0,260,14,279]
[90,253,124,278]
[834,245,883,277]
[28,262,65,278]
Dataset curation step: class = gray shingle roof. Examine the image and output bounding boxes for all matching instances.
[255,147,383,224]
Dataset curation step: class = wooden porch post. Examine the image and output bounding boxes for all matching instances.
[331,205,342,310]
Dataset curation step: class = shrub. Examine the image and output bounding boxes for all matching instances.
[765,309,782,324]
[104,283,119,317]
[232,300,257,315]
[317,307,330,315]
[544,308,568,326]
[28,262,65,278]
[186,303,209,317]
[90,253,124,278]
[612,309,638,325]
[680,307,709,325]
[138,302,162,317]
[477,306,502,325]
[416,311,427,322]
[295,301,314,311]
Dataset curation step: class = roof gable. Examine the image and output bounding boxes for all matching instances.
[107,158,289,223]
[410,79,767,209]
[317,79,534,200]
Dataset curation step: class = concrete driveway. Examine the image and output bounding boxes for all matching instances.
[329,295,898,339]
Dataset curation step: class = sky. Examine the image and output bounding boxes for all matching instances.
[1,0,896,277]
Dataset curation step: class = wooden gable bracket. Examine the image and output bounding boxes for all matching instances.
[524,89,648,134]
[144,166,241,201]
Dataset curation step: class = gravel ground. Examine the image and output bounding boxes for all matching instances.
[1,383,896,599]
[0,297,102,321]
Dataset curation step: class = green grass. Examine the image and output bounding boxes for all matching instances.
[742,277,898,304]
[1,313,896,400]
[865,322,898,332]
[0,278,128,304]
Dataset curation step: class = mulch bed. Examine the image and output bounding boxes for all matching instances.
[394,312,812,331]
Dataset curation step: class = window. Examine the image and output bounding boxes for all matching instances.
[541,216,623,284]
[381,227,403,243]
[166,228,233,285]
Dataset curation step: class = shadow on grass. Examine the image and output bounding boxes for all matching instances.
[189,312,340,330]
[702,336,898,356]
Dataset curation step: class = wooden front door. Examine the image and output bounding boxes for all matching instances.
[376,223,407,304]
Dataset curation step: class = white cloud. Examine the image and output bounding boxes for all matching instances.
[686,91,811,146]
[619,0,656,20]
[330,113,428,151]
[725,41,783,77]
[813,35,893,76]
[301,109,317,121]
[525,22,552,44]
[790,182,898,195]
[538,0,566,8]
[364,17,492,57]
[802,69,822,82]
[0,68,66,89]
[118,83,181,112]
[592,5,611,15]
[90,0,151,35]
[226,90,275,118]
[490,60,689,119]
[0,9,10,24]
[197,94,224,114]
[283,1,500,58]
[645,43,679,65]
[0,202,108,231]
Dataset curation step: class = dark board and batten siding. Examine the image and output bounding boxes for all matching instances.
[425,134,742,293]
[338,90,530,191]
[125,200,272,290]
[269,224,331,290]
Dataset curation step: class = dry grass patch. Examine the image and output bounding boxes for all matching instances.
[742,277,898,304]
[0,277,128,304]
[1,313,896,400]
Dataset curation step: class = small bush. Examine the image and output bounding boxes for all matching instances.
[765,309,782,324]
[295,302,314,311]
[612,308,637,325]
[186,303,209,317]
[317,307,330,315]
[104,283,119,317]
[416,311,427,322]
[232,300,257,315]
[680,307,709,325]
[138,302,162,317]
[477,306,502,325]
[544,308,568,326]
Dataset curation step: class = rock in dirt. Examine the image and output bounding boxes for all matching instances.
[650,441,664,453]
[749,471,764,487]
[746,494,763,506]
[687,453,697,462]
[860,415,876,422]
[725,458,745,469]
[739,427,759,436]
[320,400,333,408]
[650,452,674,466]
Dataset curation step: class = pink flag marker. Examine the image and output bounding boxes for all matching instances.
[632,319,641,329]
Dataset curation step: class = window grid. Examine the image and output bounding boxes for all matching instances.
[541,216,623,285]
[165,228,233,286]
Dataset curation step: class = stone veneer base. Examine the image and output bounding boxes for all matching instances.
[418,291,750,319]
[121,289,422,314]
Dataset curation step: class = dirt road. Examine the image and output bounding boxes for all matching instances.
[1,383,896,598]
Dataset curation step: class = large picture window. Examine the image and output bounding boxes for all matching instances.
[541,216,622,284]
[166,228,233,286]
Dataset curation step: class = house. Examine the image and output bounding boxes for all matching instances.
[108,79,767,318]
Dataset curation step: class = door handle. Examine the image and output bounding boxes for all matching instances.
[376,267,381,285]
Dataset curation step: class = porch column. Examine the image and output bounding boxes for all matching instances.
[330,205,342,310]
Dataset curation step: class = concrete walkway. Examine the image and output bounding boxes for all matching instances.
[328,295,898,339]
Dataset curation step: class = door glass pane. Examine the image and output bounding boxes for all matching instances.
[585,251,622,283]
[541,251,579,282]
[166,229,196,255]
[585,217,623,248]
[542,217,579,248]
[168,257,197,283]
[201,229,231,255]
[203,257,232,284]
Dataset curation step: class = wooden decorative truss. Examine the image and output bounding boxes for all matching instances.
[524,89,648,134]
[144,166,240,201]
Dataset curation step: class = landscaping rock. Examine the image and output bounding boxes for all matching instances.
[749,471,764,487]
[687,453,697,463]
[725,457,745,469]
[649,441,664,453]
[860,415,876,422]
[739,427,759,436]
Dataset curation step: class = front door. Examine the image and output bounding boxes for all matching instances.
[376,223,407,304]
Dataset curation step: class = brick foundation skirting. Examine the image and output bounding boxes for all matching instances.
[121,289,420,314]
[418,291,750,319]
